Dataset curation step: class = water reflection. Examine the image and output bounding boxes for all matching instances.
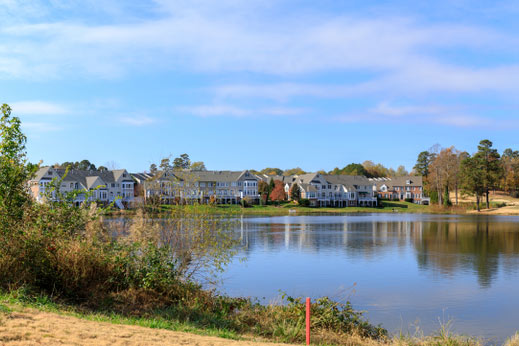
[233,215,519,289]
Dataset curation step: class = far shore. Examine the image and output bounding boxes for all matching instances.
[107,198,519,217]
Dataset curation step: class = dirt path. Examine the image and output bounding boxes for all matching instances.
[467,205,519,215]
[0,308,295,346]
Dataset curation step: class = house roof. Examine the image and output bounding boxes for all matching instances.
[149,170,259,183]
[31,167,132,189]
[322,175,372,190]
[299,183,318,193]
[370,176,423,189]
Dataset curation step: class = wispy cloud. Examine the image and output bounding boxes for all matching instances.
[9,101,69,115]
[179,104,307,118]
[22,121,63,132]
[334,102,494,128]
[0,0,518,98]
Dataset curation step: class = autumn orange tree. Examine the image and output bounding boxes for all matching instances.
[270,180,286,202]
[500,148,519,196]
[427,146,465,206]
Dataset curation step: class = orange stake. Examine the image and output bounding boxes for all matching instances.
[306,297,311,345]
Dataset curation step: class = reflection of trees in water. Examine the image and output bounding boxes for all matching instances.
[414,221,519,288]
[235,217,519,288]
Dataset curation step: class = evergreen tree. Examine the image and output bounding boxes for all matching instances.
[460,155,485,211]
[474,140,502,209]
[173,153,190,170]
[413,151,433,177]
[290,183,301,202]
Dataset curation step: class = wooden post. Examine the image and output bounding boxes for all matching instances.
[306,297,311,345]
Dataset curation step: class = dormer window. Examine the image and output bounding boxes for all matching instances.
[406,180,411,185]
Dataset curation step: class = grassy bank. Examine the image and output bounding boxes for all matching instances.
[113,199,519,217]
[155,201,431,216]
[2,291,519,346]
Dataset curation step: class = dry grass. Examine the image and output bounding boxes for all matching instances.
[505,333,519,346]
[0,307,295,346]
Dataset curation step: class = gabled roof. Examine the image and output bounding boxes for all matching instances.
[371,176,423,189]
[85,176,105,189]
[322,175,372,190]
[31,167,133,189]
[150,170,258,183]
[299,183,318,193]
[33,166,53,181]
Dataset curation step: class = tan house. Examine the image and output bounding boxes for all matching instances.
[29,167,135,208]
[137,170,259,205]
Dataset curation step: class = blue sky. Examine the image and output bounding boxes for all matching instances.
[1,0,519,173]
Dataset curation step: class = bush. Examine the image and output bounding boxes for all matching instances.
[298,198,310,207]
[404,198,414,203]
[241,196,254,208]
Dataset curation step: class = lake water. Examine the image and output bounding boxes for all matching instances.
[217,213,519,344]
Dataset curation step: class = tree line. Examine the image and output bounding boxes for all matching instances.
[413,139,516,211]
[253,161,409,178]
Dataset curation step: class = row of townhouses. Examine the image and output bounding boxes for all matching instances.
[29,167,135,208]
[133,170,259,205]
[29,166,429,208]
[370,176,429,205]
[257,173,378,207]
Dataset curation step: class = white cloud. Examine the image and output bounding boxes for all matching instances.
[22,121,62,132]
[0,0,516,90]
[179,104,306,118]
[335,102,494,128]
[118,115,157,126]
[10,101,69,115]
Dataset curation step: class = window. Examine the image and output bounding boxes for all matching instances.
[322,185,326,189]
[328,184,331,189]
[200,182,206,187]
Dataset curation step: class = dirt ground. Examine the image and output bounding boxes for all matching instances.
[0,308,295,346]
[451,191,519,215]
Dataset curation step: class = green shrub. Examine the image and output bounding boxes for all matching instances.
[298,198,311,207]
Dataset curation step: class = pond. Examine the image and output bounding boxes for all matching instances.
[217,213,519,344]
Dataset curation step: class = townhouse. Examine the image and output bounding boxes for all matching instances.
[29,166,135,208]
[137,170,259,204]
[370,176,429,205]
[277,173,378,207]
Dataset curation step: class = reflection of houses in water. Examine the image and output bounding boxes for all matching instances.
[235,217,519,288]
[237,217,423,258]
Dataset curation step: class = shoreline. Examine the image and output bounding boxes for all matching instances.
[106,201,519,217]
[1,293,517,346]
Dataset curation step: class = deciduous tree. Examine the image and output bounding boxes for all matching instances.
[283,167,306,176]
[0,104,34,230]
[190,161,206,171]
[270,180,286,201]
